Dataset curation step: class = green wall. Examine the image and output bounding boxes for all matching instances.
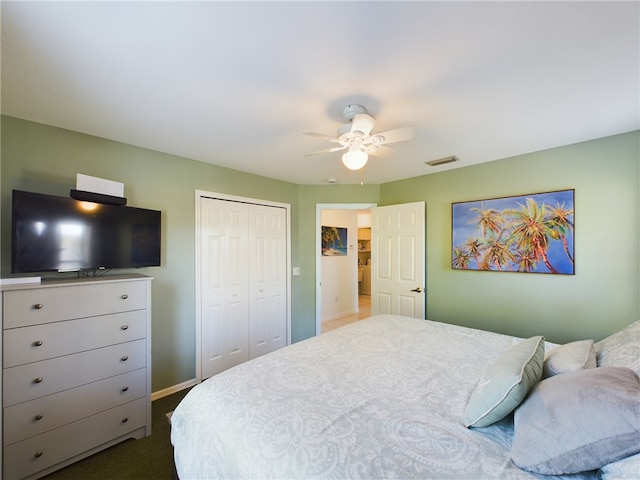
[1,116,638,392]
[0,116,303,392]
[381,131,640,343]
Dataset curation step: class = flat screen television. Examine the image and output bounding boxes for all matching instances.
[12,190,161,273]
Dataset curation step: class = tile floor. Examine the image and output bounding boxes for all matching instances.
[322,295,371,333]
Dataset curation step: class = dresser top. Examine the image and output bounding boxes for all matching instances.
[0,273,153,292]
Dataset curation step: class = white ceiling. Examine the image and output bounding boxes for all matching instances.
[2,1,639,185]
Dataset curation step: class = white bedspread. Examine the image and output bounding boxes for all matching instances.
[171,315,597,479]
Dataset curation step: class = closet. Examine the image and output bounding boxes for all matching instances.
[199,195,288,379]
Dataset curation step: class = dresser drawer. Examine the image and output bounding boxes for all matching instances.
[4,339,146,406]
[4,310,146,367]
[3,280,146,328]
[4,368,146,445]
[3,397,147,480]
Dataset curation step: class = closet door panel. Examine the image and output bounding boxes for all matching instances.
[249,205,287,358]
[201,198,249,379]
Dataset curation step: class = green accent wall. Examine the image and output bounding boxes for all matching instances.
[0,116,304,391]
[381,131,639,343]
[1,115,638,392]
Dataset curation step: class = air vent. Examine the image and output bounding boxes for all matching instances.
[425,155,459,167]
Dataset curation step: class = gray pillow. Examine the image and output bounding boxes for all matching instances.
[463,336,544,428]
[511,367,640,475]
[543,339,596,378]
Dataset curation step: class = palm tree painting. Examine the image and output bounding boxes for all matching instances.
[452,189,574,274]
[322,226,348,256]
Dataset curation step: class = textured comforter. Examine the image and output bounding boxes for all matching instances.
[171,315,596,479]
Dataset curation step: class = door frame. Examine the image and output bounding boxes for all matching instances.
[315,203,377,336]
[195,189,292,382]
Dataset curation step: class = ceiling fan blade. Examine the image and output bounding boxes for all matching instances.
[368,144,395,157]
[350,113,376,136]
[304,145,348,157]
[303,132,340,142]
[371,126,415,145]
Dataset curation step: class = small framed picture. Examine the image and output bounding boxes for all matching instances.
[321,226,347,256]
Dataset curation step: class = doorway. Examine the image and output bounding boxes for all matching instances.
[315,203,376,336]
[316,201,426,335]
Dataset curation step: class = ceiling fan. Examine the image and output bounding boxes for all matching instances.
[304,104,415,170]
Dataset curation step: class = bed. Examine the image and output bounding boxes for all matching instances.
[171,315,640,479]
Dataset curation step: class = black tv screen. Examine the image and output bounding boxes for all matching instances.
[12,190,161,273]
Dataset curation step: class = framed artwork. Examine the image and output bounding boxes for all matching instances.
[321,226,347,256]
[452,189,574,274]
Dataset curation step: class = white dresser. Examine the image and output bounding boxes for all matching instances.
[1,274,152,480]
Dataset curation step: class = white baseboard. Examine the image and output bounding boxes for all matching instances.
[151,378,198,401]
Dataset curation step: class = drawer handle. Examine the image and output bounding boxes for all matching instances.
[121,294,129,300]
[33,340,43,347]
[34,450,44,458]
[120,356,129,362]
[121,325,129,330]
[121,386,129,392]
[34,413,44,421]
[32,303,43,310]
[122,417,129,424]
[33,377,44,384]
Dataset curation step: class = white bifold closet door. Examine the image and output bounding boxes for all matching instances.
[201,197,287,379]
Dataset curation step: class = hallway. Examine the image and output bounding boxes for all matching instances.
[322,295,371,333]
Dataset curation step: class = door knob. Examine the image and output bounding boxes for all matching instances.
[411,287,423,293]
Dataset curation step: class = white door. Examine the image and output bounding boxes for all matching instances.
[248,204,287,358]
[201,197,250,378]
[371,201,425,318]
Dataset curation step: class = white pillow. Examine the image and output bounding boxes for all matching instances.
[595,320,640,376]
[600,452,640,479]
[543,339,596,378]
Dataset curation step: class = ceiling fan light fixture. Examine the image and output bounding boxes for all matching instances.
[342,149,368,170]
[304,104,415,169]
